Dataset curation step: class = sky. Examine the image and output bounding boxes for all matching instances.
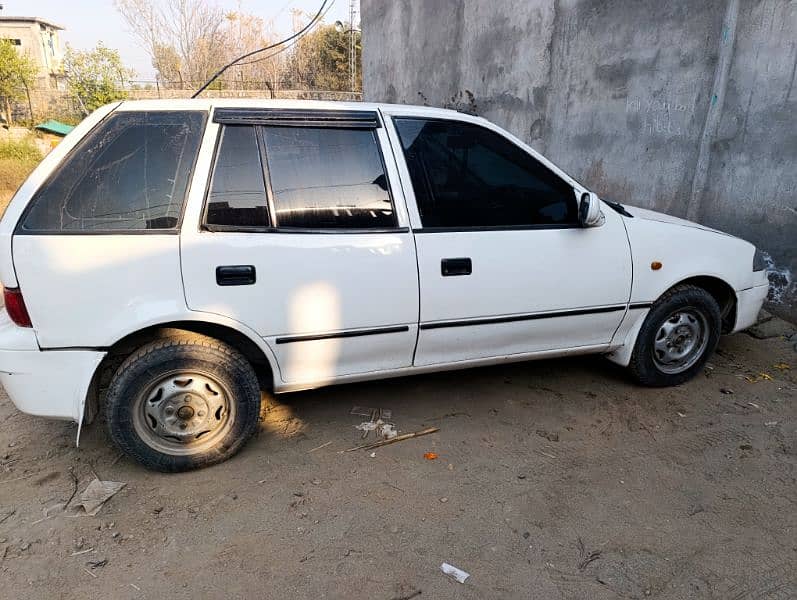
[2,0,355,80]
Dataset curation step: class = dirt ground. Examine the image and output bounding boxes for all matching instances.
[0,191,13,216]
[1,317,795,600]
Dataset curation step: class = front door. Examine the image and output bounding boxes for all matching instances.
[181,109,419,385]
[384,112,632,366]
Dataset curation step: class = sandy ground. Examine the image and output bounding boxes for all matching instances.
[0,318,795,600]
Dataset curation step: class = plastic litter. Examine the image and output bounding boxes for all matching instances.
[441,562,470,583]
[745,372,773,383]
[353,407,397,441]
[424,452,438,460]
[76,479,126,516]
[355,419,397,440]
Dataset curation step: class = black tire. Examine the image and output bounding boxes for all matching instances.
[628,285,721,387]
[105,335,261,472]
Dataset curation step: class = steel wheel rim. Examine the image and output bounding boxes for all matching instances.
[651,307,709,374]
[132,370,235,456]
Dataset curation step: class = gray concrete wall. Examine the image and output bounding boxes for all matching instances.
[362,0,797,322]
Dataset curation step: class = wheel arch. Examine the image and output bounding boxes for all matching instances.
[607,274,737,367]
[83,318,278,425]
[671,275,737,333]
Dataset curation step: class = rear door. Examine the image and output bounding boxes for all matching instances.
[180,108,419,386]
[383,110,632,365]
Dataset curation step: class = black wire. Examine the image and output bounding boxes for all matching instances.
[191,0,330,98]
[233,36,300,68]
[234,0,338,68]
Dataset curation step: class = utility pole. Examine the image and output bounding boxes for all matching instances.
[336,4,361,94]
[349,0,356,92]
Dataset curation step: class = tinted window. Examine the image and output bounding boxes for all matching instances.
[206,126,268,228]
[262,127,394,229]
[20,111,205,232]
[394,118,577,228]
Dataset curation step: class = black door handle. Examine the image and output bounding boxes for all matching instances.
[441,257,472,276]
[216,265,256,286]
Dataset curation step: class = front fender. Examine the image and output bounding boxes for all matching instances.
[625,218,756,302]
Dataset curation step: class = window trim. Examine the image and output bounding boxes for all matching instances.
[204,225,410,235]
[201,119,404,234]
[412,223,581,234]
[213,108,381,129]
[255,126,278,226]
[15,110,209,236]
[391,115,580,232]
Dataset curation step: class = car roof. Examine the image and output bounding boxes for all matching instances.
[114,98,471,120]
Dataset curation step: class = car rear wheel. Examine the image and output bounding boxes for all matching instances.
[628,285,721,387]
[105,335,261,472]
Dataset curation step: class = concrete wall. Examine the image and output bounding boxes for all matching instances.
[362,0,797,322]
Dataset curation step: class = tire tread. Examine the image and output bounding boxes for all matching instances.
[628,284,721,387]
[105,334,260,472]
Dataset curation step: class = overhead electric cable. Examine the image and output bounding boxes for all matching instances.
[191,0,330,98]
[233,0,337,68]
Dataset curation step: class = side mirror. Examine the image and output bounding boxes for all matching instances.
[578,192,602,227]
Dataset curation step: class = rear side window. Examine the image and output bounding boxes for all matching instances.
[19,111,206,233]
[263,127,394,229]
[206,125,268,228]
[393,118,577,228]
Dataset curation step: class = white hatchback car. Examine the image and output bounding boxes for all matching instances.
[0,100,769,471]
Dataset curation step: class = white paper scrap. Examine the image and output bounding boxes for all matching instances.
[441,562,470,583]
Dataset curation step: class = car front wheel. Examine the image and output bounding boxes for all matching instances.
[105,335,261,472]
[628,285,721,387]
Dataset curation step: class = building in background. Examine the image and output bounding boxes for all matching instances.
[0,16,64,89]
[362,0,796,323]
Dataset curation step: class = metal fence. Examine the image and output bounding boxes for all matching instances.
[125,88,363,101]
[12,88,362,123]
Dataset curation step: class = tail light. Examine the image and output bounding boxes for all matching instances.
[3,287,32,328]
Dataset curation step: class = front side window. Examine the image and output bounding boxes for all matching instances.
[20,111,206,232]
[262,127,394,229]
[394,118,577,228]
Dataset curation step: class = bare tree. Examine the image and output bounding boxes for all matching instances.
[115,0,352,94]
[115,0,226,87]
[221,11,284,92]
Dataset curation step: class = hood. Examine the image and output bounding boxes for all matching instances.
[623,205,726,235]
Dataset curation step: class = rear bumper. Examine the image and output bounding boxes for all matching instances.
[0,315,104,421]
[732,283,769,333]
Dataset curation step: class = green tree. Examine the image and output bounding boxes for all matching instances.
[65,43,134,113]
[0,40,38,124]
[288,23,361,92]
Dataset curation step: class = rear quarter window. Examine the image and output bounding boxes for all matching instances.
[18,111,206,233]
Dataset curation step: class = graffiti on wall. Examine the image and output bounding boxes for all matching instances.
[626,96,691,137]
